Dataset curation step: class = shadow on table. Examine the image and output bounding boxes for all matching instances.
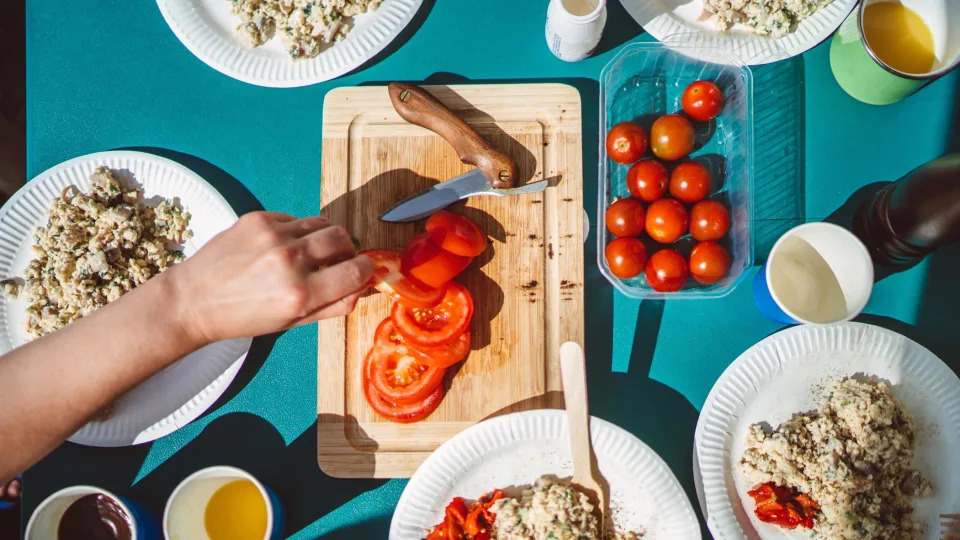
[128,414,386,537]
[581,234,709,537]
[352,0,437,77]
[117,146,265,217]
[594,0,644,56]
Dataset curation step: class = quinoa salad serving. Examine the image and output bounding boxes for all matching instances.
[702,0,835,38]
[228,0,383,60]
[1,166,192,338]
[740,377,931,539]
[426,475,644,540]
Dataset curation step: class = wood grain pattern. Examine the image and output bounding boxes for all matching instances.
[318,84,584,478]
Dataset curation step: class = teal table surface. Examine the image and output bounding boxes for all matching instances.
[23,0,960,538]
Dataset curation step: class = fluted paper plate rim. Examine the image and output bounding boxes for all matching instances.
[694,322,960,538]
[0,151,249,446]
[390,409,701,539]
[156,0,423,87]
[619,0,857,65]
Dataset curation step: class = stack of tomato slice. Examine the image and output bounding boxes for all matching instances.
[746,482,820,529]
[361,211,485,423]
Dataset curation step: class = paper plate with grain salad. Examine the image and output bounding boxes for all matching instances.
[156,0,424,87]
[0,151,250,447]
[620,0,857,65]
[390,409,701,539]
[695,322,960,539]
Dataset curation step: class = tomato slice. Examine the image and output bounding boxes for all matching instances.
[363,374,444,424]
[425,210,487,257]
[391,282,474,347]
[374,317,470,368]
[362,249,445,308]
[401,233,472,289]
[367,343,446,405]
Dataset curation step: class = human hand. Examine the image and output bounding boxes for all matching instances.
[168,212,373,344]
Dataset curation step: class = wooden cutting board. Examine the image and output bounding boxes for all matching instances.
[317,84,584,478]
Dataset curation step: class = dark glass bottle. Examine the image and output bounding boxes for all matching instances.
[854,154,960,271]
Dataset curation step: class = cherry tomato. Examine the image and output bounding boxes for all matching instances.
[644,249,689,292]
[363,249,445,308]
[392,281,473,347]
[426,210,487,257]
[626,159,669,202]
[367,342,446,404]
[645,198,689,244]
[604,198,645,237]
[401,232,472,289]
[689,200,730,241]
[669,161,711,204]
[682,80,724,122]
[605,121,647,164]
[650,114,695,161]
[689,241,731,285]
[363,354,444,423]
[374,317,471,368]
[604,237,647,279]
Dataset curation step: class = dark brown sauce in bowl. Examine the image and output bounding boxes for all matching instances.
[57,493,133,540]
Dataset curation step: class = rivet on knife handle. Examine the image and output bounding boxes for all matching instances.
[388,82,518,189]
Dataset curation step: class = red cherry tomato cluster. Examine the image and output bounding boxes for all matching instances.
[360,210,483,422]
[603,80,732,292]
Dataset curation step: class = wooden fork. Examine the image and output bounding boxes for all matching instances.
[943,514,960,540]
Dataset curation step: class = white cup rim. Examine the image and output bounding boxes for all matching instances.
[163,465,273,540]
[556,0,606,21]
[765,222,874,325]
[25,485,137,540]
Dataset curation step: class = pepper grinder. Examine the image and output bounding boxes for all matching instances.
[854,153,960,271]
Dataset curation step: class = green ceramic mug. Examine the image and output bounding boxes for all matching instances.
[830,0,960,105]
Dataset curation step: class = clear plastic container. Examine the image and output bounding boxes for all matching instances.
[598,41,754,299]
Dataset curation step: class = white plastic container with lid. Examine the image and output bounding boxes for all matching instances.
[545,0,607,62]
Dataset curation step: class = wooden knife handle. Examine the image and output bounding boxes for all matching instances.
[388,82,517,189]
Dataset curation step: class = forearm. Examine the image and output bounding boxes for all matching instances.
[0,269,205,481]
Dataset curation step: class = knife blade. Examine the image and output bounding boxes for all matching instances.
[380,170,552,222]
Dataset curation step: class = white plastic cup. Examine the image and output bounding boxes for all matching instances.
[753,222,874,325]
[164,466,280,540]
[26,486,143,540]
[545,0,607,62]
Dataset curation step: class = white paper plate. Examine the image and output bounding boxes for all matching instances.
[390,409,701,539]
[0,151,250,446]
[156,0,423,87]
[619,0,857,65]
[695,322,960,539]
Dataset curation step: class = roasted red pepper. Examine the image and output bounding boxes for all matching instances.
[426,491,502,540]
[747,482,820,529]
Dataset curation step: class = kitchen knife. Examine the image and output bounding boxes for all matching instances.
[380,82,548,222]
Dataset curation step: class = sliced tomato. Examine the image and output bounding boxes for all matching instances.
[374,317,471,368]
[368,343,446,405]
[362,249,446,308]
[401,233,472,289]
[426,210,487,257]
[362,352,444,423]
[363,376,444,424]
[391,282,474,347]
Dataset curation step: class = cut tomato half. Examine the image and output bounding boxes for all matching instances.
[374,317,471,368]
[362,249,445,308]
[362,352,444,423]
[367,343,446,405]
[426,210,487,257]
[401,233,472,289]
[391,281,474,348]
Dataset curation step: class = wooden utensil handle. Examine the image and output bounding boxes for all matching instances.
[560,342,593,480]
[388,82,518,189]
